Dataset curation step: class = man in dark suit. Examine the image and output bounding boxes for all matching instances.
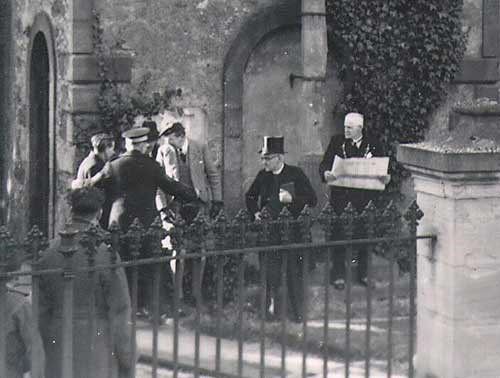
[87,127,199,316]
[90,127,198,230]
[319,112,384,289]
[246,136,317,322]
[76,132,115,228]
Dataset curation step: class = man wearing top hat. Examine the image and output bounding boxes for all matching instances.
[319,112,384,290]
[76,132,116,228]
[246,136,317,322]
[155,110,223,305]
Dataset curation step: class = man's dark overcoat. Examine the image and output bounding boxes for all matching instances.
[319,134,384,281]
[246,163,317,321]
[38,218,134,378]
[319,134,384,212]
[99,150,198,230]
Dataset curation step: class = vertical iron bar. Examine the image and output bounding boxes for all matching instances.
[216,255,224,375]
[259,251,267,378]
[84,236,97,378]
[280,252,288,378]
[60,226,78,378]
[323,248,330,378]
[362,202,376,378]
[387,247,395,378]
[0,235,7,378]
[345,242,352,378]
[409,241,416,378]
[365,248,373,378]
[152,261,160,378]
[107,224,120,378]
[173,254,181,378]
[237,253,245,378]
[194,255,201,378]
[404,201,422,378]
[302,250,310,378]
[28,226,43,377]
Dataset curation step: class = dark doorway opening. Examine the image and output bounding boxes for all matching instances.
[29,32,50,236]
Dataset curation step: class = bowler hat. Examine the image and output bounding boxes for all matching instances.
[259,136,285,155]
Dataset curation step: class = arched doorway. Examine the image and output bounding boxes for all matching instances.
[28,32,50,236]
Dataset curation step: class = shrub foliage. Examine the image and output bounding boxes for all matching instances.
[326,0,466,190]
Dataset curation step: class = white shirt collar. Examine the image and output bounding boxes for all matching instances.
[272,162,285,175]
[353,136,363,147]
[180,138,189,154]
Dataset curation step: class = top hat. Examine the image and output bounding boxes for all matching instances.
[122,127,150,143]
[259,136,285,155]
[158,111,184,137]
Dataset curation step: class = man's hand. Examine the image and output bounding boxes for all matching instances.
[279,189,293,204]
[254,211,262,221]
[324,170,337,182]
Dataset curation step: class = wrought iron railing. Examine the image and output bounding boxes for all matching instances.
[0,200,434,378]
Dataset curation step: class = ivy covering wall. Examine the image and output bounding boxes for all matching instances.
[326,0,466,191]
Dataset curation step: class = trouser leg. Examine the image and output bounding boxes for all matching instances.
[287,251,304,321]
[330,246,346,282]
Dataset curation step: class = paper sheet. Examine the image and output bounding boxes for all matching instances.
[327,156,390,191]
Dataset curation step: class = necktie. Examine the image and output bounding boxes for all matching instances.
[179,149,186,163]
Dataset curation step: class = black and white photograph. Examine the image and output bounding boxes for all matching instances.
[0,0,494,377]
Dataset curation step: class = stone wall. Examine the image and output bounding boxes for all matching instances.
[5,0,73,237]
[95,0,290,169]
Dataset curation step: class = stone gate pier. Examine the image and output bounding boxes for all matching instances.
[398,106,500,378]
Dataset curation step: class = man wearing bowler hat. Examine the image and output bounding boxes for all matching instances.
[246,136,317,322]
[319,112,384,290]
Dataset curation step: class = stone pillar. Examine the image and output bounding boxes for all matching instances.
[398,144,500,378]
[299,0,328,212]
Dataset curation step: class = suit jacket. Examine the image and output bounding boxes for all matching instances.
[319,134,384,213]
[98,150,198,229]
[76,151,113,229]
[38,218,134,378]
[246,164,317,219]
[76,151,105,180]
[155,139,222,211]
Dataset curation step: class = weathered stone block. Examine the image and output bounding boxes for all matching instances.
[70,0,94,21]
[482,0,500,57]
[67,84,100,114]
[474,85,499,101]
[69,54,133,84]
[69,20,94,54]
[454,58,500,83]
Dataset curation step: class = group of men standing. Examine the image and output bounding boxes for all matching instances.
[5,109,385,377]
[244,111,384,322]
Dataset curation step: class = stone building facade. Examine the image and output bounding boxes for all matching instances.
[0,0,494,238]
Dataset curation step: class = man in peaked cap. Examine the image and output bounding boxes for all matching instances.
[155,110,223,306]
[87,126,199,315]
[89,126,199,230]
[319,112,384,290]
[246,136,317,322]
